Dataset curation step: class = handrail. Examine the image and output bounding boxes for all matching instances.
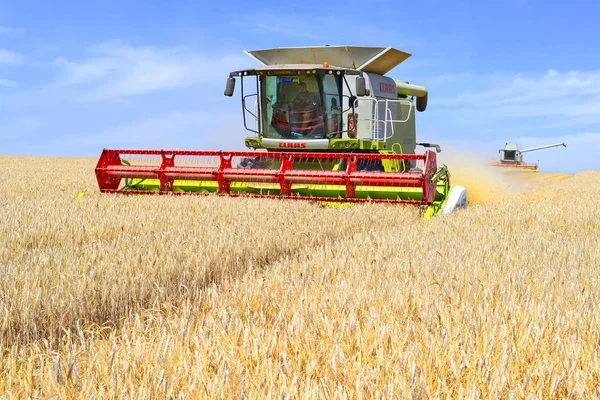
[354,98,414,142]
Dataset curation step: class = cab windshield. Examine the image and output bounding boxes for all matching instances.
[261,74,342,139]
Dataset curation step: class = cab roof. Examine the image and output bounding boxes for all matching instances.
[244,46,411,75]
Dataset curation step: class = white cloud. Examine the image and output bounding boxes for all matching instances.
[0,27,23,37]
[232,12,422,49]
[0,43,248,107]
[438,70,600,107]
[0,117,43,140]
[53,42,252,101]
[0,78,15,87]
[510,132,600,172]
[53,56,116,85]
[234,12,322,40]
[428,69,600,131]
[415,69,600,173]
[513,132,600,147]
[56,110,249,151]
[0,49,25,66]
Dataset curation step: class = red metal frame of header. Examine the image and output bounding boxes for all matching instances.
[95,149,439,205]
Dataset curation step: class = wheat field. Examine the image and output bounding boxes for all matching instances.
[1,155,599,398]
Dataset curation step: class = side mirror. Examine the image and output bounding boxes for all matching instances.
[224,77,235,97]
[355,76,367,97]
[348,95,357,108]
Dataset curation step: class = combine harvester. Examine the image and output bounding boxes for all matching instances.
[95,46,467,217]
[491,142,566,172]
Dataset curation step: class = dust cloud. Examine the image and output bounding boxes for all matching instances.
[435,144,529,205]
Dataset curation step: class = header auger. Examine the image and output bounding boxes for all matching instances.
[95,45,467,217]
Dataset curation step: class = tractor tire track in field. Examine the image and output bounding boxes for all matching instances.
[0,156,422,349]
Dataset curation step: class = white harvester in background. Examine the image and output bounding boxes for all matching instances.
[491,142,566,171]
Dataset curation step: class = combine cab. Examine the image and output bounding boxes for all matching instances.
[95,46,467,217]
[491,142,566,172]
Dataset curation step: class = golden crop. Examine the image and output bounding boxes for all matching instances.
[1,155,599,398]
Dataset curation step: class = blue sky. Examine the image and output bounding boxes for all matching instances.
[1,0,599,173]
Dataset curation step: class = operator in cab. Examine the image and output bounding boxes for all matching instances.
[286,81,323,137]
[290,82,318,111]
